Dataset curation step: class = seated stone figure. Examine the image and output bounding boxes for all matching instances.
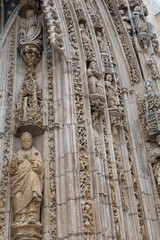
[9,132,44,227]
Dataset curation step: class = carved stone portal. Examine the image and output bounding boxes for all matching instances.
[9,132,44,240]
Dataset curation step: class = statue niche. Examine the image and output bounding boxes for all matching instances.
[10,132,44,240]
[18,8,43,69]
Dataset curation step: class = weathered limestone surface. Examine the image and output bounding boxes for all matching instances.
[0,0,160,239]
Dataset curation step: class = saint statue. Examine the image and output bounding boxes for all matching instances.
[88,61,104,96]
[80,23,91,45]
[132,6,148,35]
[96,31,106,53]
[150,134,160,186]
[10,132,44,227]
[105,74,120,109]
[19,9,42,47]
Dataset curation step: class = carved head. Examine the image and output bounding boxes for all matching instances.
[21,132,33,150]
[120,10,124,16]
[105,74,113,83]
[89,60,97,70]
[79,23,85,29]
[134,6,141,13]
[156,134,160,146]
[97,31,102,37]
[26,9,35,18]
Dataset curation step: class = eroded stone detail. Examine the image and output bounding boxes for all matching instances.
[10,132,44,240]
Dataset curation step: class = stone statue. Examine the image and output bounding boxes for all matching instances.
[150,134,160,186]
[96,31,106,53]
[80,23,91,45]
[10,132,44,227]
[88,61,103,96]
[105,74,120,109]
[132,6,148,35]
[19,9,42,46]
[18,9,43,69]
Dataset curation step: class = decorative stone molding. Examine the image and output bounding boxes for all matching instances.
[147,57,160,81]
[60,1,95,238]
[42,0,64,55]
[0,24,16,240]
[46,41,57,238]
[104,0,141,84]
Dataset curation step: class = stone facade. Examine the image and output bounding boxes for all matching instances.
[0,0,160,239]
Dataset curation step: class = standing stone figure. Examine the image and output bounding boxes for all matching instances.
[150,134,160,186]
[132,6,148,35]
[19,9,42,46]
[105,74,120,109]
[10,132,44,227]
[96,31,106,53]
[79,23,91,45]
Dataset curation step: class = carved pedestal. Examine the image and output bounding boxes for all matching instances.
[11,224,42,240]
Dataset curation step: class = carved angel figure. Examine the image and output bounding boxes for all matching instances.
[132,6,148,35]
[105,74,120,108]
[9,132,44,226]
[19,9,42,46]
[150,134,160,186]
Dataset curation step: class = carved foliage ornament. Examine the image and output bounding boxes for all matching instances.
[60,0,95,238]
